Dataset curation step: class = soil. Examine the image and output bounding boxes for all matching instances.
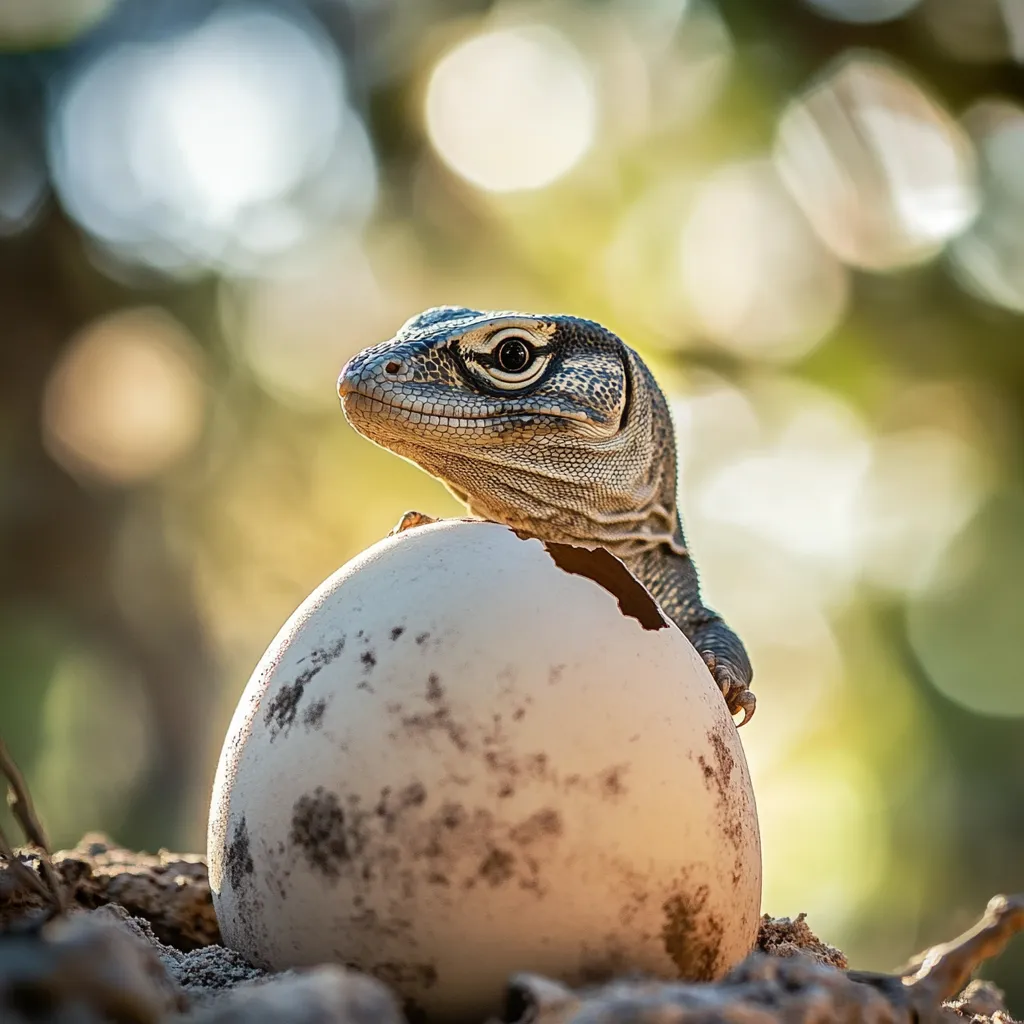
[0,834,1019,1024]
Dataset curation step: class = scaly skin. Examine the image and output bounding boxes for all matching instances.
[338,306,755,725]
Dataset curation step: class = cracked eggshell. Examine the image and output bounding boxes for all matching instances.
[208,519,761,1021]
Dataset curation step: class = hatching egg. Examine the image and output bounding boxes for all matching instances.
[208,519,761,1021]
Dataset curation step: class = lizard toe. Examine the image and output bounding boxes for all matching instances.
[701,651,755,726]
[700,650,724,690]
[389,510,437,536]
[730,688,756,727]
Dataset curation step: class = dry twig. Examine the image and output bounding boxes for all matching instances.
[904,893,1024,1004]
[0,735,65,916]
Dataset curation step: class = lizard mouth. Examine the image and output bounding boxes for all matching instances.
[341,390,592,428]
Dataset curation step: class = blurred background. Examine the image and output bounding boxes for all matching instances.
[1,0,1023,1005]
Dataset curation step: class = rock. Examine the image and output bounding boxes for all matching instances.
[506,954,1022,1024]
[947,979,1012,1021]
[0,906,185,1023]
[174,965,406,1024]
[505,957,897,1024]
[0,833,218,950]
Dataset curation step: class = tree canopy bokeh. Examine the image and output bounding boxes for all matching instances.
[1,0,1023,1008]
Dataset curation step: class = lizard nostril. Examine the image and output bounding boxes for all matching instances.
[384,360,403,376]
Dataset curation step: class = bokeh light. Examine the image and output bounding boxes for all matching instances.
[34,652,153,845]
[424,25,597,192]
[48,5,375,273]
[694,378,873,592]
[908,490,1024,718]
[0,0,115,49]
[755,750,887,935]
[673,376,850,750]
[603,178,696,343]
[916,0,1017,64]
[0,119,47,235]
[949,98,1024,312]
[678,160,849,361]
[42,307,206,485]
[604,0,733,140]
[775,52,978,270]
[858,427,991,593]
[803,0,921,24]
[227,234,403,410]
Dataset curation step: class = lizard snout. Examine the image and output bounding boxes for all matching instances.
[337,352,373,399]
[338,349,408,398]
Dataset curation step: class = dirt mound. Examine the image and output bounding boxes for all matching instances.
[1,835,1021,1023]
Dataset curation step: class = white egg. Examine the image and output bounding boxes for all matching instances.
[208,520,761,1021]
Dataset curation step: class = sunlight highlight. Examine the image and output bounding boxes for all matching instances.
[908,491,1024,718]
[803,0,921,23]
[756,751,887,936]
[49,6,375,272]
[0,0,114,48]
[34,652,153,846]
[42,308,206,485]
[679,160,849,361]
[695,382,873,581]
[950,98,1024,312]
[774,53,978,270]
[425,26,597,192]
[231,235,396,410]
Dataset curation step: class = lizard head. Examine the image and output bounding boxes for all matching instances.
[338,306,680,548]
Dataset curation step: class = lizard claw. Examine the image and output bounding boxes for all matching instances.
[389,510,437,537]
[701,650,756,727]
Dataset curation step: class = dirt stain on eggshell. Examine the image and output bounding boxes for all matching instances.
[509,808,563,845]
[598,764,629,798]
[369,962,439,992]
[290,787,367,879]
[392,669,634,812]
[284,779,570,938]
[698,728,754,895]
[477,847,517,886]
[375,783,428,833]
[707,731,735,796]
[399,674,470,753]
[223,814,274,959]
[302,698,327,730]
[660,879,725,981]
[225,816,255,891]
[577,938,631,984]
[264,637,346,740]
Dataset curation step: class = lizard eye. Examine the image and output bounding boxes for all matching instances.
[495,337,532,373]
[477,327,551,389]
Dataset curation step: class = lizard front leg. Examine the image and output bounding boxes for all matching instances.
[626,544,755,726]
[389,511,437,536]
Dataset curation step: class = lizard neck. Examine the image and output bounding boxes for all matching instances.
[452,343,692,587]
[461,482,684,562]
